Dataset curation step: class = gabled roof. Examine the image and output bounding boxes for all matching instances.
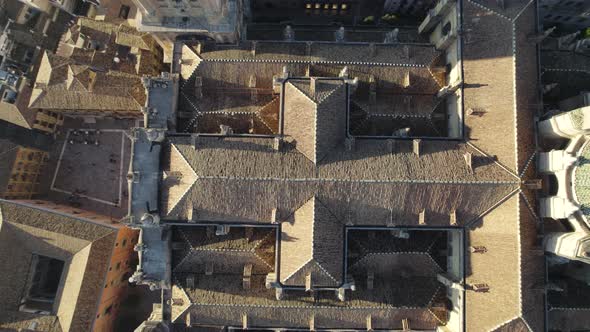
[164,136,519,226]
[29,52,145,111]
[0,200,117,332]
[280,196,344,287]
[283,78,348,164]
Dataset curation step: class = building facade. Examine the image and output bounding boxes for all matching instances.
[0,0,74,75]
[0,199,139,332]
[129,0,239,62]
[28,18,164,120]
[0,139,48,199]
[0,69,64,134]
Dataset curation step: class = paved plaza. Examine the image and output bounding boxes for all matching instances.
[46,129,131,218]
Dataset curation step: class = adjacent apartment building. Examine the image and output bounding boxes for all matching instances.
[129,0,239,62]
[0,199,139,332]
[0,138,48,199]
[28,17,163,120]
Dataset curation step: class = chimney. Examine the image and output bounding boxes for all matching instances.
[242,313,248,330]
[471,283,490,292]
[367,315,373,331]
[310,77,317,98]
[367,270,374,290]
[305,272,313,291]
[205,262,214,275]
[404,45,411,59]
[243,264,253,289]
[185,312,192,327]
[524,179,543,190]
[469,246,487,253]
[402,318,410,331]
[419,209,426,225]
[387,208,395,227]
[339,66,349,78]
[251,41,257,57]
[413,139,421,157]
[403,70,411,88]
[248,74,257,88]
[186,275,195,288]
[369,43,376,57]
[309,315,315,331]
[464,152,473,172]
[271,208,279,223]
[273,137,282,151]
[450,210,457,225]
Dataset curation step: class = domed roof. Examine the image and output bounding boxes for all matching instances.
[573,140,590,218]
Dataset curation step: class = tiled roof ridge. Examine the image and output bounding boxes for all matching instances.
[252,228,275,251]
[252,250,275,270]
[187,302,426,310]
[171,284,193,322]
[287,80,315,104]
[180,93,202,132]
[311,260,338,283]
[316,80,343,104]
[466,142,520,180]
[542,67,590,75]
[515,195,527,330]
[202,58,428,68]
[519,151,536,178]
[165,144,200,214]
[511,0,535,23]
[466,0,512,21]
[519,190,539,220]
[488,316,521,332]
[489,316,533,332]
[281,257,313,283]
[195,175,519,185]
[255,97,280,134]
[464,186,521,227]
[427,285,444,307]
[427,307,447,325]
[511,0,535,175]
[549,307,590,311]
